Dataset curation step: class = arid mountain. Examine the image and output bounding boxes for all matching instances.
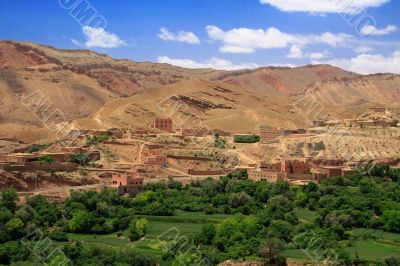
[0,40,400,142]
[75,79,305,133]
[217,64,357,95]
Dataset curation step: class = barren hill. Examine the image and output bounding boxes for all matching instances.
[75,79,305,133]
[1,40,400,142]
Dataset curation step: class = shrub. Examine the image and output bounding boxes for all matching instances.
[71,152,90,166]
[35,155,54,163]
[234,134,260,143]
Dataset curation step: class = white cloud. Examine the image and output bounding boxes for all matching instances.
[354,46,374,53]
[158,27,200,44]
[287,46,330,59]
[82,26,126,48]
[361,25,398,36]
[259,0,389,14]
[157,56,259,70]
[306,32,352,47]
[206,25,353,54]
[309,52,328,59]
[206,26,295,53]
[287,45,303,58]
[316,51,400,74]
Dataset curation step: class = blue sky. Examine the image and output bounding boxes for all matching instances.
[1,0,400,73]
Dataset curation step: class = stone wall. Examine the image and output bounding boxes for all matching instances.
[167,155,212,161]
[0,162,78,172]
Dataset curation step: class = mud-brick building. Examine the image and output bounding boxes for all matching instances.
[316,166,357,178]
[0,153,40,163]
[110,173,144,196]
[154,118,173,132]
[260,161,281,172]
[141,150,167,167]
[248,170,285,183]
[281,158,310,174]
[259,126,283,143]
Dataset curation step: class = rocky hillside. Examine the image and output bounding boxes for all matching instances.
[1,40,400,141]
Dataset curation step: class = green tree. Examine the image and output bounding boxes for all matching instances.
[381,210,400,233]
[68,210,94,233]
[5,218,24,238]
[171,252,207,266]
[269,220,293,242]
[1,188,18,212]
[127,218,148,241]
[195,224,216,245]
[0,209,13,224]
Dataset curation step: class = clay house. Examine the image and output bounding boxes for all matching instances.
[141,150,167,167]
[259,161,281,172]
[211,129,231,137]
[259,126,283,143]
[316,166,343,178]
[372,119,393,127]
[355,119,392,128]
[247,163,257,169]
[154,118,173,132]
[313,120,326,127]
[1,153,40,163]
[341,168,357,177]
[281,158,310,174]
[369,107,390,113]
[283,129,307,136]
[131,129,148,137]
[108,128,124,138]
[40,152,73,163]
[248,170,285,183]
[316,166,357,178]
[110,173,144,196]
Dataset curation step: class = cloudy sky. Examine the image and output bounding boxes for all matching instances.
[1,0,400,74]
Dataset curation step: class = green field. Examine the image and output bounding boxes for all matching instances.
[347,241,400,260]
[12,210,400,264]
[283,228,400,262]
[64,211,233,259]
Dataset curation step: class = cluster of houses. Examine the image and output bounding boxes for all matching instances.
[6,110,395,197]
[153,117,231,137]
[259,126,307,143]
[247,158,356,183]
[313,108,398,128]
[0,148,100,172]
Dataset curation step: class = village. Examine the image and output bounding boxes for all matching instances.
[0,107,399,200]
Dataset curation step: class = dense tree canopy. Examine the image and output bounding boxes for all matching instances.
[0,164,398,265]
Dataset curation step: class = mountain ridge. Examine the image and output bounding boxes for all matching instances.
[0,40,399,142]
